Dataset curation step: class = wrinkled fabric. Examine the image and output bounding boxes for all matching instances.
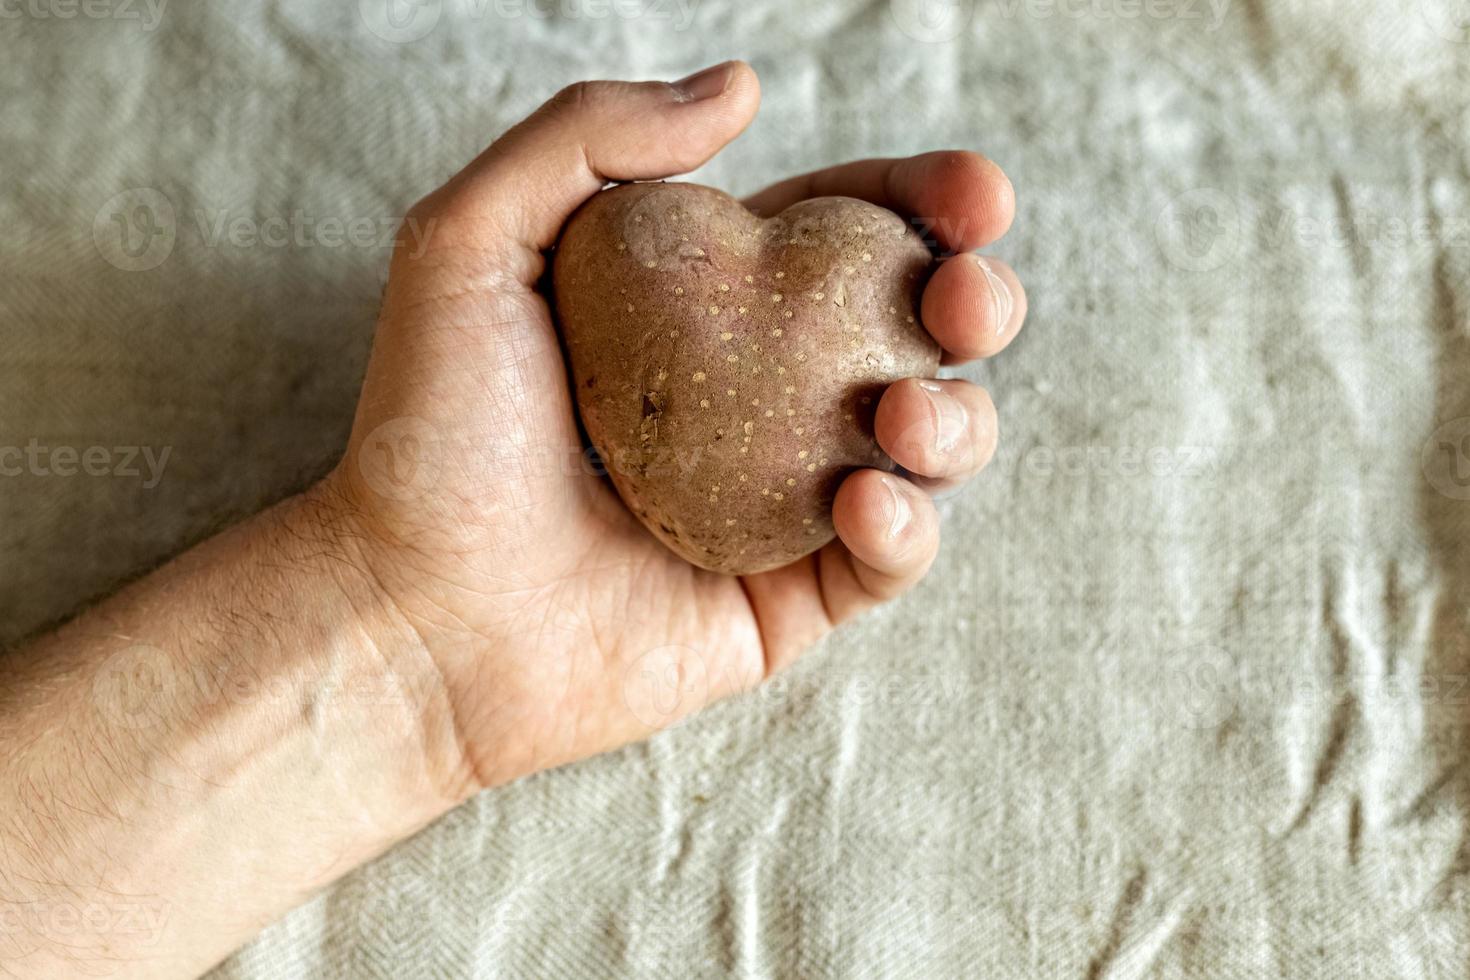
[2,1,1469,976]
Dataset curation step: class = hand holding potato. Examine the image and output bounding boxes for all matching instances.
[327,61,1026,790]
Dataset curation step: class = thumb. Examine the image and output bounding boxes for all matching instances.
[407,61,761,283]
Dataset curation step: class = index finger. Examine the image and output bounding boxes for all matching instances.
[740,151,1015,253]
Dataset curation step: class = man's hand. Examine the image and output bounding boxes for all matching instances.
[326,60,1025,791]
[0,61,1024,978]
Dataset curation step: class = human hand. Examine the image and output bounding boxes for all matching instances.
[0,59,1022,980]
[324,61,1026,794]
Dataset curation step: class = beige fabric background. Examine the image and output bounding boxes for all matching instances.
[4,0,1470,976]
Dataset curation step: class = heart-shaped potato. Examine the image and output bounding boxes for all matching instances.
[553,181,939,575]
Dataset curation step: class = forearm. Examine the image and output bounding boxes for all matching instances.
[0,485,477,978]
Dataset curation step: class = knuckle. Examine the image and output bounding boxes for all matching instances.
[548,80,594,115]
[545,80,635,119]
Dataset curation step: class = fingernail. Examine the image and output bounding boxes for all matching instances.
[976,256,1013,337]
[918,381,967,455]
[879,475,912,541]
[671,62,733,103]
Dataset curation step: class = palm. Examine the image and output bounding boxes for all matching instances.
[347,275,833,779]
[336,66,1019,788]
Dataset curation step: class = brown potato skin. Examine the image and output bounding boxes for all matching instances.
[553,181,940,575]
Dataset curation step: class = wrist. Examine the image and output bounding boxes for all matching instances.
[312,462,555,791]
[288,479,489,808]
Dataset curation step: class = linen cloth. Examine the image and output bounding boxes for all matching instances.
[3,0,1469,976]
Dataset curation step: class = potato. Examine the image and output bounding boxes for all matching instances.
[553,181,940,575]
